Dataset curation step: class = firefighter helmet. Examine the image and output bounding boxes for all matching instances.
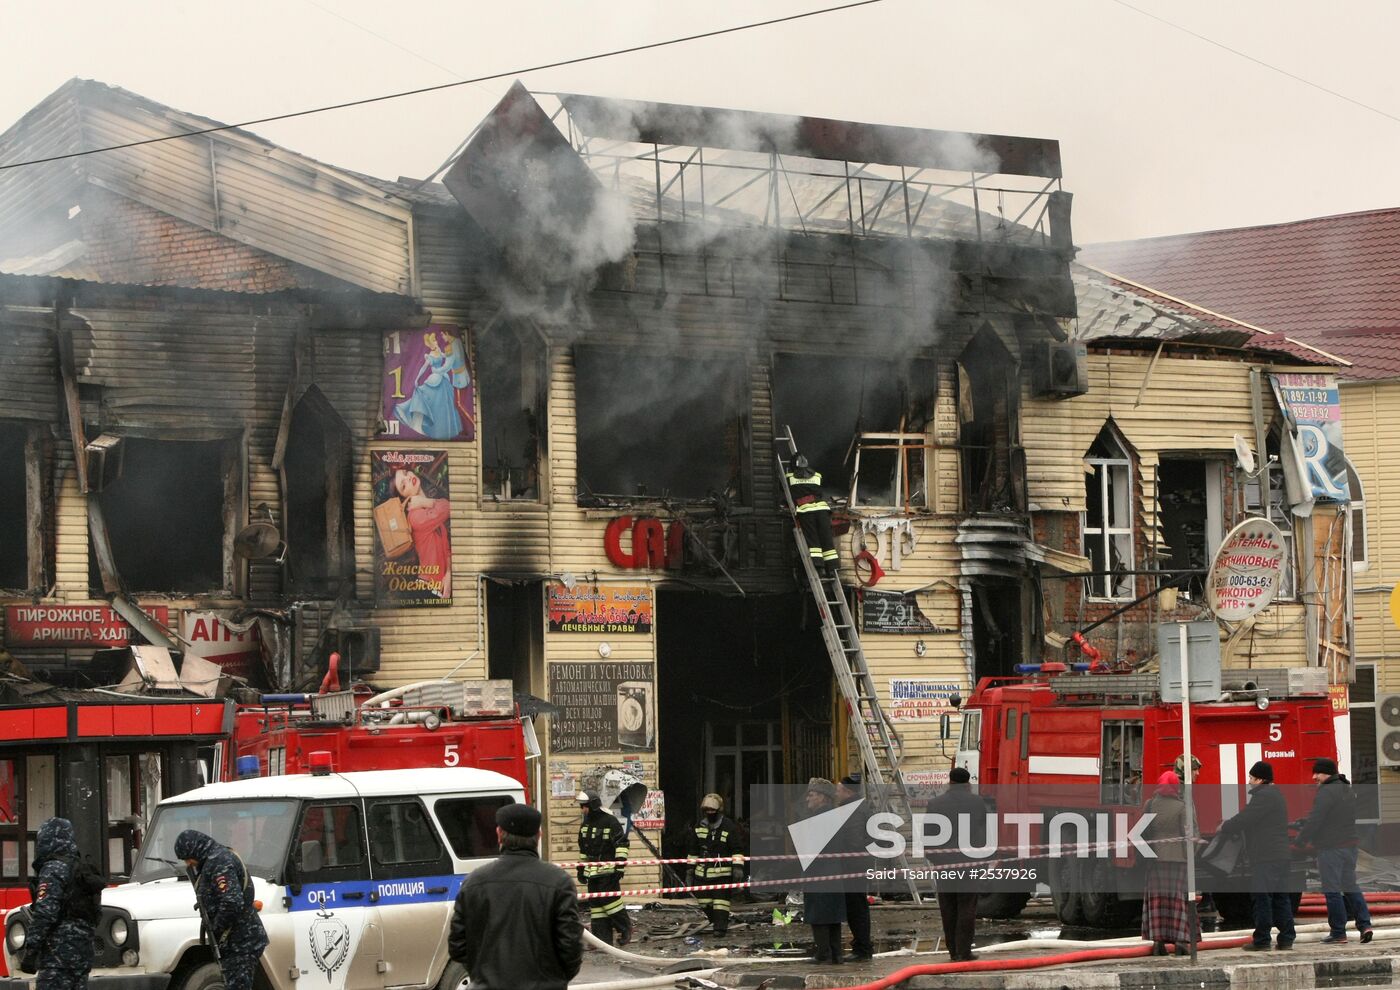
[699,792,724,813]
[576,790,601,808]
[793,454,810,473]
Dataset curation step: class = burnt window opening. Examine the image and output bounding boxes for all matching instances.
[285,387,354,596]
[0,424,31,590]
[957,327,1022,513]
[90,438,238,594]
[971,578,1023,682]
[1244,431,1297,600]
[771,355,936,504]
[479,323,545,501]
[1082,425,1134,601]
[574,345,747,502]
[1157,459,1224,601]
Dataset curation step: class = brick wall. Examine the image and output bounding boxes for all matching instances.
[78,188,347,292]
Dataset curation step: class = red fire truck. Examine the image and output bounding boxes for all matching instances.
[224,680,536,801]
[951,663,1337,928]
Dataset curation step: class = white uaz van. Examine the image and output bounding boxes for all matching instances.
[3,767,525,990]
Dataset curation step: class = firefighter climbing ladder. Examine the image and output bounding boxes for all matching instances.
[776,427,925,902]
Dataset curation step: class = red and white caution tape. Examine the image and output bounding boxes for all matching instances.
[576,871,869,901]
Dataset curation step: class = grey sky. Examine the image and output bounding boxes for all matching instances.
[4,0,1399,244]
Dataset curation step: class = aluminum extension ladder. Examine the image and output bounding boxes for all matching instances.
[775,427,925,902]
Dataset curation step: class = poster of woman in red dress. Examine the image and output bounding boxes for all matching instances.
[371,450,452,607]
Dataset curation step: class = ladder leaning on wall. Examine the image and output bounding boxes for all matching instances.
[775,427,924,903]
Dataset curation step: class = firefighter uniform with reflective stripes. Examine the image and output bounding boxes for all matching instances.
[786,460,839,573]
[577,804,632,945]
[688,799,742,936]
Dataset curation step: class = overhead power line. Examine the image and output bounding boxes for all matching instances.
[0,0,886,173]
[1108,0,1400,127]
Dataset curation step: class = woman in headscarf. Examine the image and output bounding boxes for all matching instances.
[1141,771,1199,956]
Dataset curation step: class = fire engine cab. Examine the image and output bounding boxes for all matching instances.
[952,663,1337,927]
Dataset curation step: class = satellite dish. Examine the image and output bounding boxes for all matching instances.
[234,521,287,563]
[1233,434,1257,476]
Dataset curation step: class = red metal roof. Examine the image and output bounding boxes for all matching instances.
[1080,209,1400,380]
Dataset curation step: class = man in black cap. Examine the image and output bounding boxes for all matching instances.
[576,790,631,946]
[836,774,874,961]
[1296,757,1373,944]
[1219,760,1295,950]
[924,767,987,962]
[449,803,583,989]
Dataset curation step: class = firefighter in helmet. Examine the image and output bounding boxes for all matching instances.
[786,453,839,576]
[687,793,742,936]
[576,790,631,945]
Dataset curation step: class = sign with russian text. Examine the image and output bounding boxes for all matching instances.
[548,662,655,752]
[1270,373,1350,503]
[1207,518,1285,622]
[4,605,171,648]
[888,678,961,721]
[379,326,474,441]
[632,789,665,830]
[180,610,260,680]
[371,450,453,607]
[861,590,952,634]
[548,584,653,634]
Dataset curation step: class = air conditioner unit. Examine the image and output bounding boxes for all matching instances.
[1377,694,1400,768]
[84,434,124,493]
[1031,341,1089,399]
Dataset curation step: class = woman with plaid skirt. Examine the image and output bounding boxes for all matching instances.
[1141,771,1199,956]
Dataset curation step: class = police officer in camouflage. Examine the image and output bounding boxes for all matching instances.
[175,830,268,990]
[25,818,95,990]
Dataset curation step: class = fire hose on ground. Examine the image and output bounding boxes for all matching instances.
[570,916,1400,988]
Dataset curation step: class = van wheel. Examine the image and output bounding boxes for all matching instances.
[1049,857,1085,926]
[177,962,225,990]
[436,961,469,990]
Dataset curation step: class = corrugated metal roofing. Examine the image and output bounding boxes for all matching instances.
[1080,208,1400,379]
[1072,263,1346,366]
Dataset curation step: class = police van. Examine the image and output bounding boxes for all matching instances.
[3,766,525,990]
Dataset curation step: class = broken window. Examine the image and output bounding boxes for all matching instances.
[771,355,936,503]
[1347,459,1367,571]
[1244,434,1297,600]
[91,438,237,594]
[957,327,1022,512]
[1157,459,1224,600]
[284,388,354,596]
[1082,427,1134,600]
[574,345,747,501]
[479,323,544,501]
[0,424,29,590]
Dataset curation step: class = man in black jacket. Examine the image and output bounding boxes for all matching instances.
[836,774,874,961]
[449,804,583,990]
[925,767,988,962]
[1219,760,1295,950]
[1296,758,1373,944]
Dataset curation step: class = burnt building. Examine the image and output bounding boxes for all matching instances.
[0,80,1350,881]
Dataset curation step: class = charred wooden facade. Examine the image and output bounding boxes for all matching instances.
[0,80,1352,877]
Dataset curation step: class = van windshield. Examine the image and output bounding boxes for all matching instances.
[131,799,300,882]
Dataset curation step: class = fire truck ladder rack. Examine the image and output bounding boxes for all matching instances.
[776,427,925,903]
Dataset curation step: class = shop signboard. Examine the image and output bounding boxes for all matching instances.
[4,605,171,648]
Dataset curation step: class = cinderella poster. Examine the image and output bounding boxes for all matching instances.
[379,325,475,441]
